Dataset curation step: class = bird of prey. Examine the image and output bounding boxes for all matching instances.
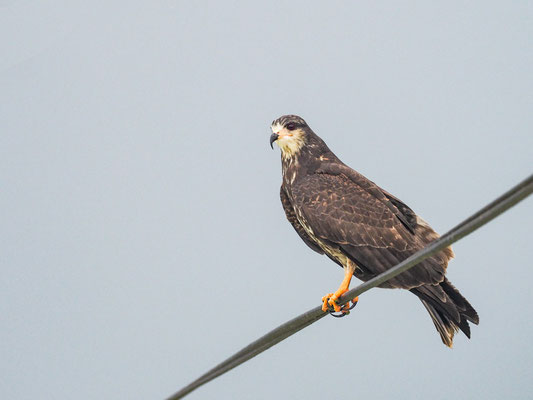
[269,114,479,347]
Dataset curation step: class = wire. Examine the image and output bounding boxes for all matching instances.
[166,173,533,400]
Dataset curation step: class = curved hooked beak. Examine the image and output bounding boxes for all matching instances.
[269,132,279,149]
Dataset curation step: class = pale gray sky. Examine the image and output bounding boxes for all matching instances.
[1,1,532,399]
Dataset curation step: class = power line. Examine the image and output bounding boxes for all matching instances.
[166,173,533,400]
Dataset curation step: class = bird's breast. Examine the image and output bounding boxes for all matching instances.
[282,159,301,186]
[293,202,349,268]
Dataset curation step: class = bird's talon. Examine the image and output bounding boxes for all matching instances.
[324,293,360,317]
[347,296,359,310]
[327,296,342,312]
[329,302,353,317]
[322,293,335,312]
[322,292,357,313]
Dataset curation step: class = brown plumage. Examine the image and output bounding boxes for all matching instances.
[270,114,479,347]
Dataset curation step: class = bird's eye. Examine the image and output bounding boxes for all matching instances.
[286,123,296,131]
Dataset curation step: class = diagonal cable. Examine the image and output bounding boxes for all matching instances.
[167,173,533,400]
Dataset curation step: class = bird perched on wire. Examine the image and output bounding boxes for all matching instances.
[269,114,479,347]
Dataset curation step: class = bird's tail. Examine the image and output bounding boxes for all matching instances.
[410,278,479,347]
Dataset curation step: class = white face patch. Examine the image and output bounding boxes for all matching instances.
[270,123,305,158]
[271,122,283,134]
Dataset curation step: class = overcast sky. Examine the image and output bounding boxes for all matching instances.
[1,1,532,399]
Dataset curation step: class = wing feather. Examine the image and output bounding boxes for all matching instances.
[291,170,448,289]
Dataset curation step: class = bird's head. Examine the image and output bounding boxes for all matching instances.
[270,115,308,158]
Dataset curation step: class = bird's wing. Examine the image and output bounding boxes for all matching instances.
[291,165,449,289]
[280,187,324,255]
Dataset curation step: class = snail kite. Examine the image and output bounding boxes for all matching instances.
[269,114,478,347]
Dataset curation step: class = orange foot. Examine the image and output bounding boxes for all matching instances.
[321,260,358,314]
[322,293,359,313]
